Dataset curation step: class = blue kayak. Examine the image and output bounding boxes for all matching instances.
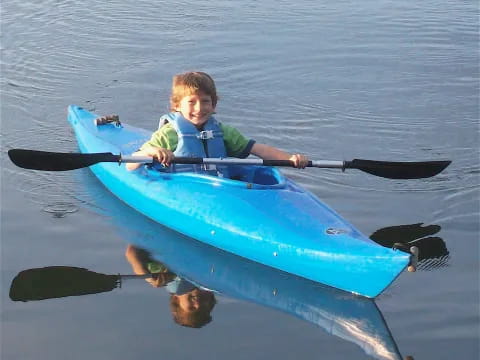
[67,105,411,298]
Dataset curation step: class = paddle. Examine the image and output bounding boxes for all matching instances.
[9,266,152,302]
[7,149,451,179]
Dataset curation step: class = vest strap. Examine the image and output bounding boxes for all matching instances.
[177,130,223,139]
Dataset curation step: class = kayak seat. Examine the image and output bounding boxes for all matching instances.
[252,167,280,185]
[149,163,283,186]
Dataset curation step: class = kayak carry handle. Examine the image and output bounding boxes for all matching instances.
[393,243,419,272]
[94,114,121,126]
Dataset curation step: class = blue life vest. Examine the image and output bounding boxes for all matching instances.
[158,112,229,176]
[165,277,197,295]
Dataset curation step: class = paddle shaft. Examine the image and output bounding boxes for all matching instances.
[122,155,344,169]
[120,274,153,280]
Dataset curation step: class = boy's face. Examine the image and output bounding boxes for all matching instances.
[175,92,215,127]
[175,288,215,313]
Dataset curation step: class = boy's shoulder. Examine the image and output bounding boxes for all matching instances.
[157,122,176,133]
[219,122,244,135]
[218,122,235,131]
[152,123,178,144]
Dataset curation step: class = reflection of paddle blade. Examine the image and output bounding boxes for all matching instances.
[9,266,119,302]
[416,255,450,271]
[370,223,441,246]
[409,237,449,262]
[370,224,449,269]
[409,237,450,271]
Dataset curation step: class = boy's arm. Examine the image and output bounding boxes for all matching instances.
[125,245,151,275]
[220,124,308,168]
[221,124,254,158]
[126,126,177,171]
[251,143,309,169]
[125,145,174,171]
[125,245,174,288]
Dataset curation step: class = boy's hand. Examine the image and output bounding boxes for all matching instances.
[142,145,174,166]
[145,272,175,288]
[289,154,309,169]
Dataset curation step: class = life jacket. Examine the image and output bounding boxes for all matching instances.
[158,112,229,177]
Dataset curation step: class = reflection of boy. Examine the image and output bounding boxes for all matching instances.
[169,286,216,328]
[125,245,216,328]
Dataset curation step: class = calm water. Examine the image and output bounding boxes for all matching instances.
[1,1,479,359]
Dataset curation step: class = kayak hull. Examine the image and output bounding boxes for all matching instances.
[67,105,410,298]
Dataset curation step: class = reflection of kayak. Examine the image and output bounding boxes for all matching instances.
[68,105,410,298]
[79,171,405,360]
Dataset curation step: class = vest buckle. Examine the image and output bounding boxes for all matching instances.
[197,130,214,140]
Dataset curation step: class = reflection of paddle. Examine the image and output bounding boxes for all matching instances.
[410,238,450,271]
[9,266,151,302]
[370,223,449,269]
[370,223,441,244]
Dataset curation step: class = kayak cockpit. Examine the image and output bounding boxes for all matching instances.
[146,164,287,188]
[228,165,283,185]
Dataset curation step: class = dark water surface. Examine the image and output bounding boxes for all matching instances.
[2,1,479,359]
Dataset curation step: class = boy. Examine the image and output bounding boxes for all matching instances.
[126,71,308,171]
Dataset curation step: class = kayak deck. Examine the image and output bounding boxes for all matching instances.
[68,105,411,297]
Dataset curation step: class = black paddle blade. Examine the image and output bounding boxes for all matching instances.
[7,149,120,171]
[9,266,119,302]
[347,159,451,179]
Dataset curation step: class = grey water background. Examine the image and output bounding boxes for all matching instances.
[1,0,478,359]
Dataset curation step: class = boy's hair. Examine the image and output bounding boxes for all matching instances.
[169,291,216,328]
[170,71,218,111]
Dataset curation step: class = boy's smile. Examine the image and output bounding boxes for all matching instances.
[176,92,215,128]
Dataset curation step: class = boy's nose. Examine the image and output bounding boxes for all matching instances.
[189,300,200,310]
